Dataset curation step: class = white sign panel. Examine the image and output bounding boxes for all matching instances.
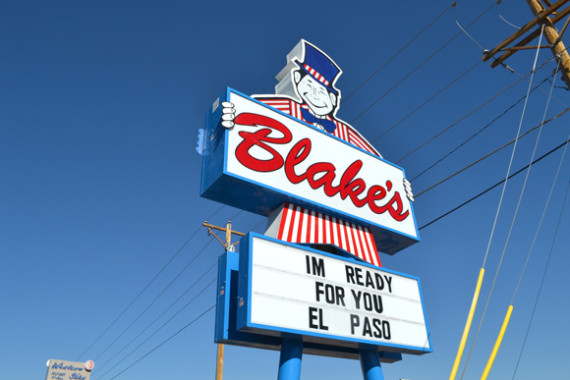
[45,359,93,380]
[225,91,418,242]
[238,234,432,354]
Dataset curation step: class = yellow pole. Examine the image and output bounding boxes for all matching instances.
[449,268,485,380]
[480,305,514,380]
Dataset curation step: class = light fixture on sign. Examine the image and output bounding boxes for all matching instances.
[84,360,95,371]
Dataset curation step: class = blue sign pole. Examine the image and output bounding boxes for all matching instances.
[360,349,384,380]
[277,337,303,380]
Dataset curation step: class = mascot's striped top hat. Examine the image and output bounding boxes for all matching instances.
[294,41,342,96]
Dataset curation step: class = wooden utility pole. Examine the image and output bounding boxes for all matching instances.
[202,221,245,380]
[526,0,570,88]
[482,0,570,89]
[203,221,245,252]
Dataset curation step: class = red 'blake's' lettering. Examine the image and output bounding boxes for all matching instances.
[233,113,409,222]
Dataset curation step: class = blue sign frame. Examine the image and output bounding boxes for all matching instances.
[232,233,432,356]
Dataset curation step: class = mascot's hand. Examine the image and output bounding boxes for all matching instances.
[403,178,414,202]
[221,101,236,129]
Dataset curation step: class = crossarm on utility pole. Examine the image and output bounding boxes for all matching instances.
[482,0,570,62]
[490,5,570,68]
[203,221,245,251]
[526,0,570,89]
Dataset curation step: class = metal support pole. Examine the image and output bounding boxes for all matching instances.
[215,343,224,380]
[359,349,384,380]
[278,337,303,380]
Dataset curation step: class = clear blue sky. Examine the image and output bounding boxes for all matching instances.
[1,1,569,379]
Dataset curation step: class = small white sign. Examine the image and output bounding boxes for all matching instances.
[238,235,431,354]
[45,359,93,380]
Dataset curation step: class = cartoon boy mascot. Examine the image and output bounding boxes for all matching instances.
[222,40,381,157]
[220,40,413,267]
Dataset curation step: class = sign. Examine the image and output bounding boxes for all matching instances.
[201,88,419,254]
[202,41,431,378]
[236,233,432,355]
[45,359,94,380]
[214,248,403,361]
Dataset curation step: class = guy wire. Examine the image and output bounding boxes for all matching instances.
[459,25,546,379]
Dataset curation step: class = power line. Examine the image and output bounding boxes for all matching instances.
[341,2,456,104]
[93,237,215,362]
[511,124,567,307]
[502,61,562,305]
[98,278,216,379]
[511,177,570,379]
[108,304,216,380]
[396,73,530,164]
[371,60,483,143]
[461,62,559,378]
[453,2,488,52]
[415,107,570,198]
[95,261,218,372]
[98,214,264,377]
[496,2,521,30]
[410,76,546,181]
[76,227,202,359]
[508,53,570,109]
[399,53,559,168]
[76,204,224,360]
[349,2,496,125]
[419,137,570,231]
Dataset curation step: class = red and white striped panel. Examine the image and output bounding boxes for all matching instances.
[303,64,330,86]
[276,203,381,267]
[333,121,380,157]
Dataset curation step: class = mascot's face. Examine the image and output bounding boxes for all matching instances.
[294,71,337,117]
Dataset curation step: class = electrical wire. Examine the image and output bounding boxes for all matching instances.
[415,106,569,198]
[75,203,223,360]
[228,209,243,221]
[341,2,456,104]
[509,68,570,380]
[348,3,496,125]
[396,73,534,164]
[508,52,570,109]
[511,149,569,303]
[404,58,568,184]
[404,54,559,177]
[419,136,570,231]
[97,211,259,377]
[98,278,216,379]
[93,237,215,362]
[474,63,559,377]
[511,177,570,379]
[410,76,546,181]
[371,60,483,143]
[453,2,487,51]
[95,261,218,372]
[108,303,216,380]
[459,28,546,378]
[496,5,521,30]
[508,61,562,305]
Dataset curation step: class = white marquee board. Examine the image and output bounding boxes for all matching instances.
[237,234,432,354]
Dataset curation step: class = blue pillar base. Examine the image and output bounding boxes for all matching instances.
[360,348,384,380]
[278,337,303,380]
